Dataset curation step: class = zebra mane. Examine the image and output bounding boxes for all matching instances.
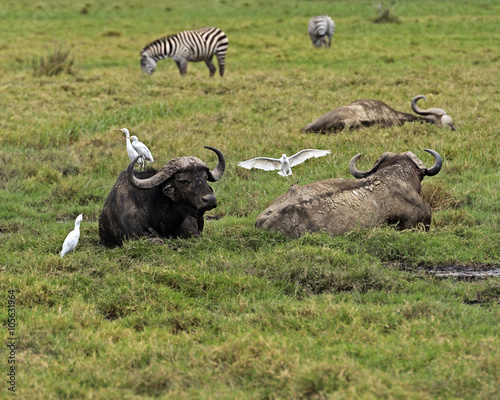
[141,34,177,54]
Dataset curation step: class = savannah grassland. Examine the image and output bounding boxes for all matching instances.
[0,0,499,398]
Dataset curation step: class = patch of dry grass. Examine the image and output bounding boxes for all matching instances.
[421,181,463,211]
[31,44,74,77]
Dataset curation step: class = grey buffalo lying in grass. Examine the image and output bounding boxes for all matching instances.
[99,146,225,247]
[302,95,455,133]
[255,149,442,238]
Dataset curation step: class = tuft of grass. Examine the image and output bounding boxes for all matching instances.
[373,1,401,24]
[421,181,463,211]
[31,44,74,77]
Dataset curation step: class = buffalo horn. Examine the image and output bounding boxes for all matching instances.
[349,153,387,179]
[126,147,225,190]
[126,155,179,189]
[411,95,447,116]
[205,146,225,182]
[423,149,443,176]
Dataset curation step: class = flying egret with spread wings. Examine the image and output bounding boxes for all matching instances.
[60,214,83,258]
[238,149,331,182]
[126,135,154,170]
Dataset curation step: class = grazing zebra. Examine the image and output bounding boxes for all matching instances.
[140,27,229,77]
[308,15,335,48]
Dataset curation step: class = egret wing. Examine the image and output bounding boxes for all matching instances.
[61,231,79,257]
[135,142,154,163]
[126,143,140,162]
[288,149,331,167]
[62,233,78,250]
[238,157,281,171]
[143,147,154,163]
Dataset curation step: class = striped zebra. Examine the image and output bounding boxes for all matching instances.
[140,27,229,77]
[308,16,335,48]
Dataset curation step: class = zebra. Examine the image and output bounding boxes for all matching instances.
[308,16,335,48]
[140,27,229,77]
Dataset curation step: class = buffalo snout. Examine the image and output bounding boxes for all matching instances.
[201,194,217,210]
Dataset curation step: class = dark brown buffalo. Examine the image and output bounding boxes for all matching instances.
[302,95,455,133]
[99,146,225,247]
[255,149,442,238]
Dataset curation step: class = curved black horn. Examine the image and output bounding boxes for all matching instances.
[423,149,443,176]
[411,95,427,115]
[127,155,178,190]
[411,95,447,116]
[349,153,381,179]
[349,154,368,179]
[205,146,225,182]
[349,153,388,179]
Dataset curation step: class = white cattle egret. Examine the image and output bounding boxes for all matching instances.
[117,128,144,169]
[60,214,83,258]
[238,149,331,182]
[126,135,154,170]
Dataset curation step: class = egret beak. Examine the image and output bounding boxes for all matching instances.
[125,136,132,139]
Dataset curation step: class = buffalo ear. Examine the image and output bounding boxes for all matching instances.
[162,184,176,201]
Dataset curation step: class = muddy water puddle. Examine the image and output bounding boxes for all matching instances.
[423,265,500,279]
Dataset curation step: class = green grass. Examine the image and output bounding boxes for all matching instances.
[1,0,499,398]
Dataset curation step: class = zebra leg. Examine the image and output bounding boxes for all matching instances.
[205,57,216,77]
[216,54,225,77]
[175,59,188,75]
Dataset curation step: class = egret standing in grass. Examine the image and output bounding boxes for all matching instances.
[126,135,154,170]
[60,214,83,258]
[238,149,331,183]
[117,128,144,169]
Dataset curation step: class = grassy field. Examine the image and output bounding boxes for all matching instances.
[1,0,499,398]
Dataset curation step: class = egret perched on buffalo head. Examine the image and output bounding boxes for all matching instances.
[60,214,83,258]
[126,135,154,170]
[117,128,144,169]
[238,149,331,183]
